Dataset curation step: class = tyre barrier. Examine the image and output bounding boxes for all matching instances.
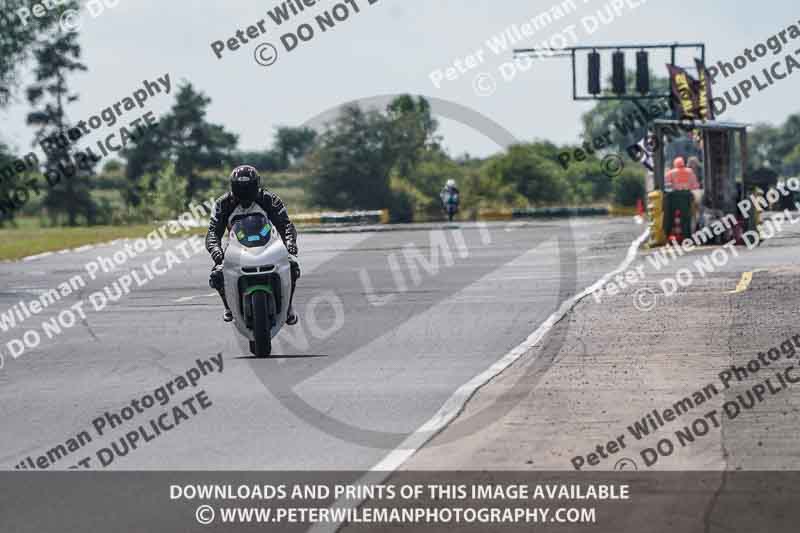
[479,206,612,220]
[513,206,609,218]
[293,209,390,225]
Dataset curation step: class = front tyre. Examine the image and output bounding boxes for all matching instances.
[251,291,272,357]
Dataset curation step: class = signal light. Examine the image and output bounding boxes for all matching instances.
[636,51,650,94]
[588,51,601,95]
[612,51,626,94]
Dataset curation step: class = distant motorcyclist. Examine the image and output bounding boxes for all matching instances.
[206,165,300,324]
[440,179,460,222]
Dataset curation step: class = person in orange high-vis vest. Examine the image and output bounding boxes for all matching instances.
[665,157,700,191]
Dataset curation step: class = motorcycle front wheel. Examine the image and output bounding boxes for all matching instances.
[251,291,272,358]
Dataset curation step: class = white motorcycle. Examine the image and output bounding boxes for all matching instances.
[222,213,292,357]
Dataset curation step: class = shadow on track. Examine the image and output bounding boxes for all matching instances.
[233,354,330,360]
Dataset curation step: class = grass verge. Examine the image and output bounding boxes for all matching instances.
[0,224,205,262]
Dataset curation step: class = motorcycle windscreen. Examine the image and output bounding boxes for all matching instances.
[231,214,272,248]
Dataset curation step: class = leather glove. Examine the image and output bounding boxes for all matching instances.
[289,258,301,279]
[286,241,298,256]
[211,247,224,265]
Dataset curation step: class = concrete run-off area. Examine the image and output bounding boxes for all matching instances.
[406,215,800,472]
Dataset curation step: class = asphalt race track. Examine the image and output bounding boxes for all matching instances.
[0,218,642,470]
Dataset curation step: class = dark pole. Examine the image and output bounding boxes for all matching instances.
[669,44,677,118]
[571,48,577,101]
[741,128,748,194]
[654,123,664,191]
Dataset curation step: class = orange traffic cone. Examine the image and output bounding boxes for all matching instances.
[669,209,683,242]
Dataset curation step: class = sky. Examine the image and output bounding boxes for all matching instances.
[1,0,799,161]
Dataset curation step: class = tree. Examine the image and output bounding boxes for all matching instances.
[773,114,800,164]
[123,83,238,205]
[274,126,317,168]
[782,144,800,177]
[612,171,645,207]
[386,95,439,179]
[749,123,783,170]
[382,95,447,220]
[230,149,284,172]
[121,113,167,206]
[747,115,800,175]
[307,104,394,209]
[465,158,526,209]
[26,8,97,226]
[307,96,442,215]
[562,157,614,203]
[0,1,67,223]
[153,164,189,218]
[485,144,568,205]
[0,144,28,225]
[0,1,60,106]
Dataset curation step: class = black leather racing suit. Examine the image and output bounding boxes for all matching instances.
[440,185,460,199]
[206,189,300,313]
[440,186,460,208]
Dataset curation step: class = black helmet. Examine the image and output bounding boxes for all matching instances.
[230,165,260,206]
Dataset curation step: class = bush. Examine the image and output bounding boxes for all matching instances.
[612,171,645,207]
[388,190,414,223]
[484,144,568,205]
[154,164,189,218]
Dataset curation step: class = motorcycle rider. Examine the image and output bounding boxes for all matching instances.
[440,179,459,200]
[440,179,460,220]
[206,165,300,325]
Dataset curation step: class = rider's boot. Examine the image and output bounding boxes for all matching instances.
[286,276,298,325]
[210,265,233,322]
[219,287,233,322]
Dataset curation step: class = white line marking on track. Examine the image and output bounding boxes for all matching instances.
[174,292,217,303]
[485,275,550,281]
[21,251,54,262]
[371,228,649,471]
[309,228,651,533]
[11,238,129,263]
